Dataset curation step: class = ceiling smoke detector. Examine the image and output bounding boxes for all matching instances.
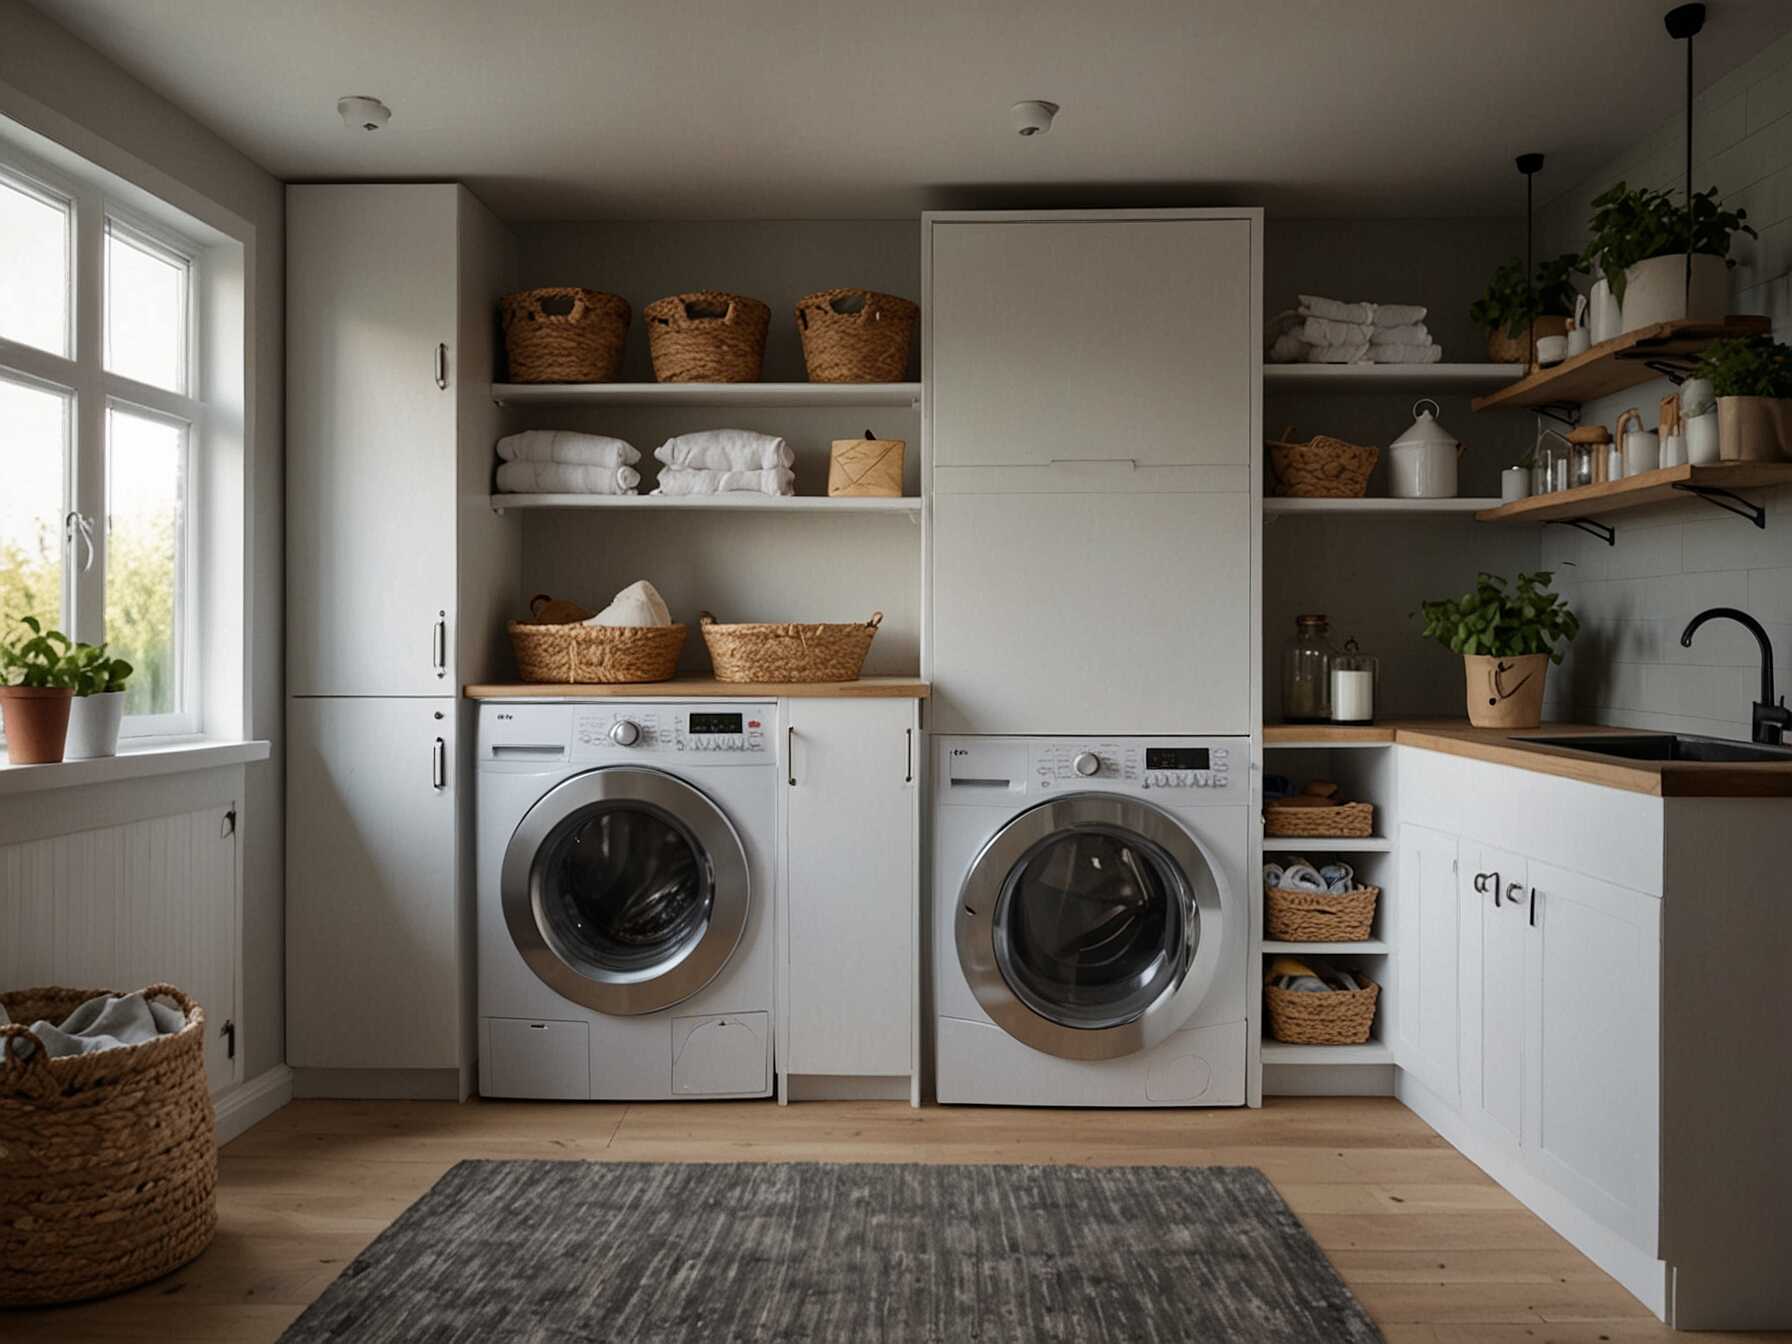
[1010,100,1059,137]
[337,95,391,132]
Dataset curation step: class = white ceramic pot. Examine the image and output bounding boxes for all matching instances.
[1619,253,1730,335]
[1566,327,1590,358]
[1587,278,1622,345]
[1623,430,1661,477]
[1536,334,1568,366]
[1660,432,1687,468]
[1388,398,1462,498]
[1500,467,1531,503]
[1687,412,1720,464]
[64,690,125,760]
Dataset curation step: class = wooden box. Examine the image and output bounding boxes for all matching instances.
[828,437,905,498]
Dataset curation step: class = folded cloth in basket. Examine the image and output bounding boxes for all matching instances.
[496,461,640,494]
[584,579,671,628]
[1369,341,1443,365]
[496,430,640,467]
[652,466,795,497]
[0,991,186,1060]
[654,429,794,471]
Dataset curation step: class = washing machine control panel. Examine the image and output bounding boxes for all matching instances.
[1027,739,1243,800]
[567,705,773,762]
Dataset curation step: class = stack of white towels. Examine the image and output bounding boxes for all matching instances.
[651,429,794,497]
[1266,294,1442,365]
[496,430,641,495]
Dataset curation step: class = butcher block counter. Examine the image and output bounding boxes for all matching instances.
[465,677,930,699]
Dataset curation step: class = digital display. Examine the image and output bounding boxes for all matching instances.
[1146,747,1210,770]
[689,713,743,734]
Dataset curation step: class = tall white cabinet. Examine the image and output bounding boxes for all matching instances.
[285,183,518,1099]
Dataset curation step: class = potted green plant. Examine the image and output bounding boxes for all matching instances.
[1417,572,1579,729]
[65,643,134,760]
[0,616,80,764]
[1469,254,1583,364]
[1691,334,1792,462]
[1583,181,1755,336]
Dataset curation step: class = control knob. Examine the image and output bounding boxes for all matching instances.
[609,719,642,747]
[1073,751,1101,777]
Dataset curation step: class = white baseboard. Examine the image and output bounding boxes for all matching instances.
[1264,1062,1395,1096]
[214,1063,293,1145]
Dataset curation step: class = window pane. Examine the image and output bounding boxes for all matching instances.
[106,221,187,392]
[106,406,185,720]
[0,174,70,357]
[0,377,68,634]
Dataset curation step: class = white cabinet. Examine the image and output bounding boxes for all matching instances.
[286,698,464,1074]
[1459,840,1529,1154]
[1392,822,1460,1108]
[779,698,920,1095]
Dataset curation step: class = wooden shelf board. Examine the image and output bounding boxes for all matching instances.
[465,676,929,700]
[1261,1039,1394,1066]
[1265,497,1502,517]
[1263,939,1389,955]
[1264,724,1397,746]
[1469,317,1769,412]
[491,381,921,408]
[1474,462,1792,525]
[1263,836,1393,852]
[1265,363,1522,391]
[490,493,920,514]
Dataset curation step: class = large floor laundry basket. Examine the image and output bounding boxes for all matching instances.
[0,983,216,1306]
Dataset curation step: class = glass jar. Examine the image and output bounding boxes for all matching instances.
[1281,614,1336,723]
[1330,637,1379,724]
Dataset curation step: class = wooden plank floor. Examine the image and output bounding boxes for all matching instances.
[9,1095,1790,1342]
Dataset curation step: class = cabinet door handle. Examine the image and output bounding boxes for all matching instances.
[432,613,447,678]
[1489,870,1504,907]
[1528,885,1539,928]
[431,736,446,790]
[1505,880,1525,912]
[434,341,449,390]
[1472,872,1489,894]
[905,727,913,784]
[787,725,796,787]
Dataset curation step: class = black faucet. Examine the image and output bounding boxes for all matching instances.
[1680,607,1792,745]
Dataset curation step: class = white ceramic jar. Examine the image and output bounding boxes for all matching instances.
[1388,398,1461,498]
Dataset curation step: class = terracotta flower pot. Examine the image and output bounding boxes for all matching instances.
[1486,314,1568,367]
[1716,395,1789,462]
[0,685,74,764]
[1462,653,1549,730]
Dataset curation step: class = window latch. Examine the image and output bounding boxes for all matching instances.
[64,511,96,573]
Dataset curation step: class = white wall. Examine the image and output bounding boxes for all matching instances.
[0,0,286,1078]
[1535,30,1792,739]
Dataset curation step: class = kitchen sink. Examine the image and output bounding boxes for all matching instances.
[1518,733,1792,764]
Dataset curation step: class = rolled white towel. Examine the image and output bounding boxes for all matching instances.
[652,466,795,497]
[655,429,793,471]
[1299,315,1374,348]
[496,430,639,467]
[495,460,641,494]
[585,579,671,628]
[1372,322,1430,345]
[1369,341,1443,365]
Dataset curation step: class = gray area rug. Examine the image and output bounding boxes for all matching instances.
[277,1161,1382,1342]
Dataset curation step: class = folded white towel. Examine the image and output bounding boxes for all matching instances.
[1304,339,1370,364]
[652,466,796,497]
[1374,303,1427,328]
[655,429,794,471]
[1298,295,1429,328]
[586,579,671,628]
[1371,322,1430,345]
[1267,332,1309,363]
[496,430,640,468]
[1299,315,1374,348]
[1369,341,1443,365]
[496,461,641,494]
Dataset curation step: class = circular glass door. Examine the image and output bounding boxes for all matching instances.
[502,767,750,1016]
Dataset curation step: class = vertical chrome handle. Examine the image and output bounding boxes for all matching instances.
[431,736,446,790]
[434,342,448,390]
[905,727,913,784]
[432,613,447,678]
[65,511,96,573]
[787,725,796,787]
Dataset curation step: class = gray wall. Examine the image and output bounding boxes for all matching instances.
[1535,30,1792,739]
[0,1,286,1080]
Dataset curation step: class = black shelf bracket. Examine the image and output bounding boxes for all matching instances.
[1638,355,1702,384]
[1533,402,1582,429]
[1546,517,1616,546]
[1671,482,1767,528]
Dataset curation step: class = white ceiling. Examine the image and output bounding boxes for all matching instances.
[27,0,1792,221]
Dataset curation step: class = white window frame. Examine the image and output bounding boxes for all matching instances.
[0,144,206,739]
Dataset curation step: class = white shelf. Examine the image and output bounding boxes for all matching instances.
[1261,1039,1394,1066]
[1263,836,1393,852]
[1265,497,1503,516]
[1264,363,1522,392]
[490,381,921,408]
[490,493,921,514]
[1263,939,1389,955]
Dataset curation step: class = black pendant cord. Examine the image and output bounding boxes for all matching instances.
[1517,153,1544,356]
[1666,4,1708,309]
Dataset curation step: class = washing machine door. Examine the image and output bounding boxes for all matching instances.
[955,792,1226,1061]
[501,767,750,1016]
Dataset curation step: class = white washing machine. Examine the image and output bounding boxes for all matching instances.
[934,735,1250,1106]
[476,700,776,1100]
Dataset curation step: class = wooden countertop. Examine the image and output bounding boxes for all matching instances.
[1266,720,1792,798]
[465,676,930,700]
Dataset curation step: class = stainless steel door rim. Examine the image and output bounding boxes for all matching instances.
[956,791,1226,1061]
[502,766,751,1016]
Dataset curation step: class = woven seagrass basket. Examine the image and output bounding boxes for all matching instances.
[501,288,630,383]
[796,288,918,383]
[0,983,216,1306]
[1268,428,1378,498]
[1265,976,1380,1045]
[1265,885,1380,942]
[699,611,882,683]
[645,292,770,383]
[1263,799,1375,838]
[508,621,686,684]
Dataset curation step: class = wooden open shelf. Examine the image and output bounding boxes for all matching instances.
[1469,317,1770,412]
[490,381,921,408]
[1474,462,1792,525]
[1265,363,1522,392]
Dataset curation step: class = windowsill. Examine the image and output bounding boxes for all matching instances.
[0,737,270,797]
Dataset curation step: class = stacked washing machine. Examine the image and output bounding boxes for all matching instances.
[923,208,1262,1107]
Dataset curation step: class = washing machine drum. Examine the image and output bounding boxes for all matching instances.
[956,792,1226,1061]
[502,767,750,1016]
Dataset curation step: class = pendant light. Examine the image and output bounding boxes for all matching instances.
[1517,152,1544,363]
[1665,4,1706,308]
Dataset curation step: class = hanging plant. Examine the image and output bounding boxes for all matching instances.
[1582,181,1755,303]
[1469,254,1584,338]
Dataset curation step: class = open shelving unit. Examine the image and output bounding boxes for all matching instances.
[1264,834,1392,852]
[490,381,921,409]
[1468,316,1769,414]
[490,492,920,515]
[1264,496,1501,517]
[1265,362,1522,392]
[1474,461,1792,538]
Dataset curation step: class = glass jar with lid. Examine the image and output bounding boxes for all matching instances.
[1281,614,1336,723]
[1329,637,1379,724]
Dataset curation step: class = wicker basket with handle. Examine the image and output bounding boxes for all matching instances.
[1263,799,1374,838]
[1268,428,1379,498]
[0,983,216,1306]
[1265,976,1379,1045]
[501,288,630,383]
[508,620,686,684]
[699,611,882,683]
[645,292,771,383]
[796,289,919,382]
[1265,884,1380,942]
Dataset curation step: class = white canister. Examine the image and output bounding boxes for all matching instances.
[1624,430,1661,477]
[1660,432,1687,469]
[1500,466,1531,503]
[64,690,126,760]
[1536,334,1568,366]
[1388,398,1461,498]
[1566,327,1590,358]
[1587,277,1622,344]
[1687,412,1720,464]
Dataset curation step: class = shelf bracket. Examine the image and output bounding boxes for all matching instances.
[1671,482,1767,528]
[1546,517,1615,546]
[1638,355,1701,384]
[1533,402,1581,429]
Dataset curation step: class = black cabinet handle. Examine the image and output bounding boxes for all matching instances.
[905,727,913,784]
[1505,880,1525,912]
[787,725,796,787]
[1529,886,1539,928]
